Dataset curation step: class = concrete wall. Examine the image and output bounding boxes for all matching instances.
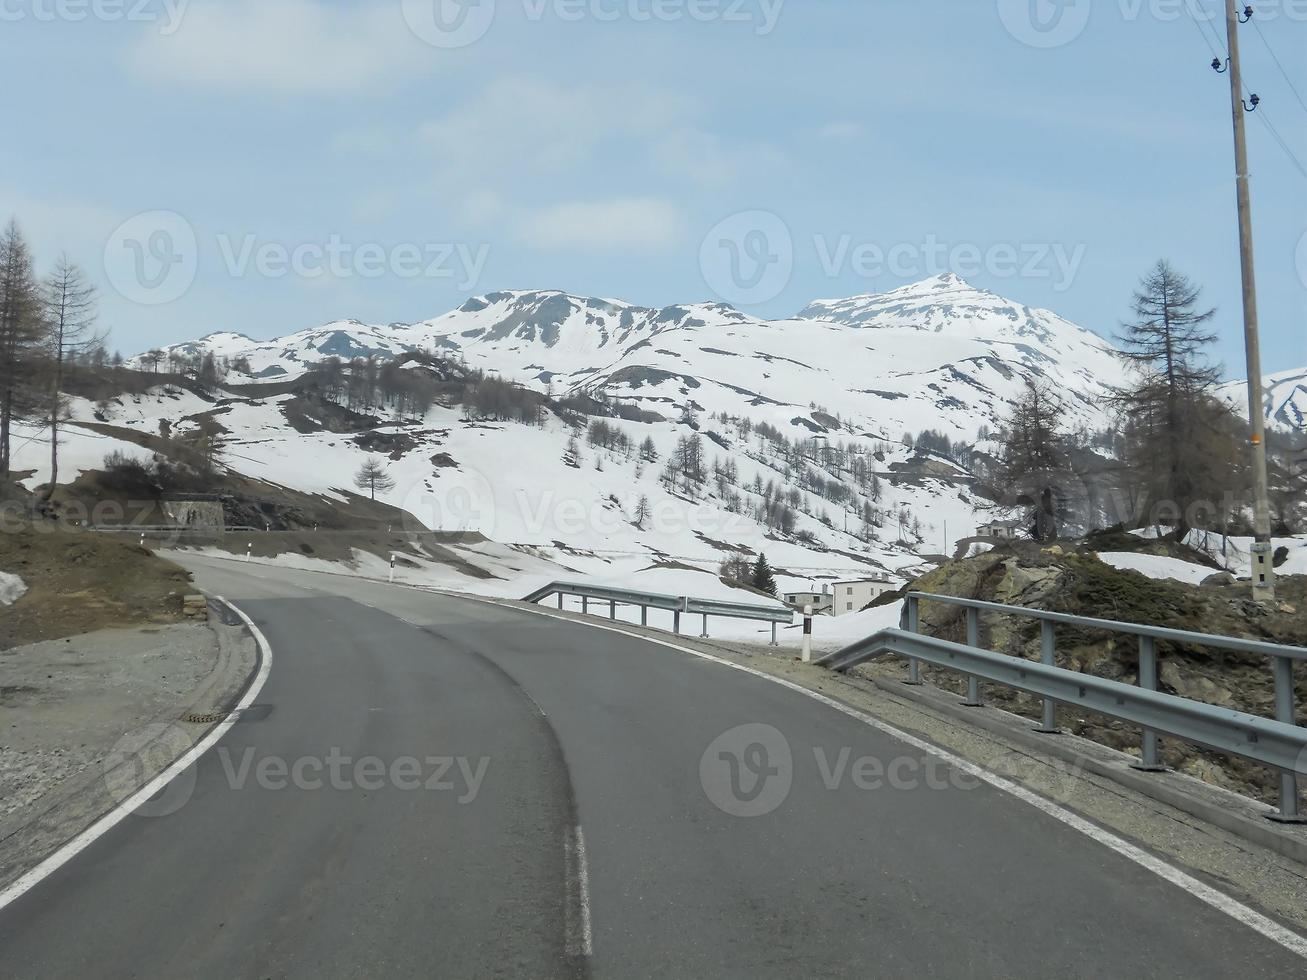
[161,500,225,530]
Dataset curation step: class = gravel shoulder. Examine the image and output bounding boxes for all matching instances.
[0,611,258,891]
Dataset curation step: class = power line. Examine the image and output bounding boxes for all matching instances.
[1185,7,1307,178]
[1250,17,1307,117]
[1252,107,1307,178]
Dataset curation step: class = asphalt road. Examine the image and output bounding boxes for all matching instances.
[1,555,1303,978]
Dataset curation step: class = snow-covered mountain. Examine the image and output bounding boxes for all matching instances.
[28,274,1294,606]
[1219,366,1307,433]
[141,275,1125,444]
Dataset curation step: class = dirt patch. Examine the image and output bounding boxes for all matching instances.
[280,393,380,434]
[353,429,418,459]
[0,522,191,649]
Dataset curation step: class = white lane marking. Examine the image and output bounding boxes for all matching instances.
[0,596,274,914]
[486,600,1307,961]
[564,824,593,958]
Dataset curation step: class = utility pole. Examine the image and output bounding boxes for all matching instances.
[1221,0,1275,602]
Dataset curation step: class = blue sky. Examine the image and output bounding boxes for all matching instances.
[2,0,1304,376]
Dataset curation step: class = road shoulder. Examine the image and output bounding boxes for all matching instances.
[0,604,258,892]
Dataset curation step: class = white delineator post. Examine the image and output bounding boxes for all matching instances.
[801,605,813,663]
[389,553,396,583]
[245,543,252,562]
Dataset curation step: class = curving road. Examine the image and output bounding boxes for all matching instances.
[0,555,1303,977]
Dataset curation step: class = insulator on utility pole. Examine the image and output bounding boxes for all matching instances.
[1221,0,1276,603]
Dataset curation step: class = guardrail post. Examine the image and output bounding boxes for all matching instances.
[557,593,564,609]
[700,613,709,638]
[610,599,617,621]
[582,596,588,615]
[770,621,778,647]
[673,610,681,635]
[962,607,982,707]
[905,595,922,685]
[1132,636,1166,771]
[1034,620,1060,733]
[641,605,648,626]
[1269,656,1304,823]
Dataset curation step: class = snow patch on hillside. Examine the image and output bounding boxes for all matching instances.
[0,571,27,606]
[1096,552,1215,585]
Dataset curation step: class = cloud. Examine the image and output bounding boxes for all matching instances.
[653,129,785,188]
[129,0,426,94]
[818,121,867,141]
[516,198,684,252]
[419,77,688,180]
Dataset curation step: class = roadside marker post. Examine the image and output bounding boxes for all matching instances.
[801,605,813,663]
[246,543,252,562]
[389,553,396,583]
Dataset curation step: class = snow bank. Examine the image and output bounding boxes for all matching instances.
[1130,529,1307,578]
[1096,552,1215,585]
[0,571,28,606]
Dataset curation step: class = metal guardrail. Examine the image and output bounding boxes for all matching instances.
[523,581,792,644]
[816,592,1306,822]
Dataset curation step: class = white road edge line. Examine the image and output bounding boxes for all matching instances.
[564,824,593,958]
[486,599,1307,961]
[0,596,274,915]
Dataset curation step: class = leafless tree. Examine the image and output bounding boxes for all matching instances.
[354,457,396,500]
[41,254,102,500]
[0,219,42,476]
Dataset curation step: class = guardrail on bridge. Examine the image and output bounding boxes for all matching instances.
[816,591,1307,822]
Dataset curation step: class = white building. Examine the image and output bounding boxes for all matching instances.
[977,519,1023,540]
[829,575,898,616]
[782,589,833,614]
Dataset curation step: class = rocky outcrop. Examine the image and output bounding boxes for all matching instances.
[897,542,1306,806]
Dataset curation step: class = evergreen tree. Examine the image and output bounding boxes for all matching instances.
[996,378,1070,540]
[1112,261,1224,537]
[750,552,777,596]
